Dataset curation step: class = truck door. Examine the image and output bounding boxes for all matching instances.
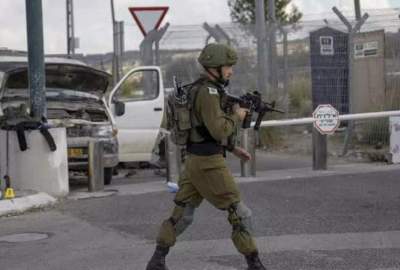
[108,67,164,162]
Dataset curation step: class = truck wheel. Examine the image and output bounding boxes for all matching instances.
[104,168,113,185]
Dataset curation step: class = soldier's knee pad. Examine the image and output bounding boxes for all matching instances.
[228,202,253,233]
[175,205,195,235]
[157,203,195,247]
[157,219,177,247]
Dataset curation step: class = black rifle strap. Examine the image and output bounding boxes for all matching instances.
[15,125,28,151]
[40,127,57,152]
[11,122,57,152]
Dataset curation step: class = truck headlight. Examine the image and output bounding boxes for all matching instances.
[91,125,113,138]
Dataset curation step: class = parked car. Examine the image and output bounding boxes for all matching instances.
[0,55,118,184]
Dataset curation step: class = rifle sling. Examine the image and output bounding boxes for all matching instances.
[3,121,57,152]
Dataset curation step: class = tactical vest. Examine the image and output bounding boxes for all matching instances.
[166,77,221,147]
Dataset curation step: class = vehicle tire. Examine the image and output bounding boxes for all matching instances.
[104,167,113,185]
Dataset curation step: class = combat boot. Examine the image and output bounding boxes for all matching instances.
[145,245,170,270]
[245,252,266,270]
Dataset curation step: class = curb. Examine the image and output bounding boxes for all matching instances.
[238,163,400,184]
[0,192,57,217]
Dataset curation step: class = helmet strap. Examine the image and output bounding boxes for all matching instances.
[204,66,229,87]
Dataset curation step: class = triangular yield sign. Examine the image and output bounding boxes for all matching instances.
[129,6,169,36]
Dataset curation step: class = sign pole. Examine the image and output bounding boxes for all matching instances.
[312,128,327,170]
[129,6,169,66]
[312,104,340,170]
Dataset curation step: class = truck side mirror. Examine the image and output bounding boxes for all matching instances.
[115,101,125,116]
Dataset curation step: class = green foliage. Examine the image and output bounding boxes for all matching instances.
[228,0,302,26]
[288,78,312,117]
[258,127,284,148]
[359,119,390,146]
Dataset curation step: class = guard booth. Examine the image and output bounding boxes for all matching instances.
[310,26,349,114]
[352,30,385,113]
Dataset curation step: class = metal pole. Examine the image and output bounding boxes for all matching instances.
[268,0,278,92]
[66,0,75,56]
[155,41,160,66]
[257,110,400,128]
[255,0,268,95]
[25,0,46,119]
[249,129,257,176]
[282,29,289,119]
[332,7,368,155]
[354,0,361,21]
[139,23,169,66]
[165,134,171,182]
[88,140,104,192]
[312,128,327,170]
[115,21,124,78]
[203,23,231,45]
[342,29,355,156]
[110,0,120,86]
[240,129,251,177]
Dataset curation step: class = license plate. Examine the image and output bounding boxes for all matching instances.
[68,148,84,158]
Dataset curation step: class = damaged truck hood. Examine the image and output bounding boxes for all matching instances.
[0,59,114,125]
[1,62,111,96]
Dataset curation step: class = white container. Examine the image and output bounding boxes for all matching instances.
[0,127,69,197]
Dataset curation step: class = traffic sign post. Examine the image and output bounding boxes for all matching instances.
[312,104,340,170]
[129,6,169,66]
[129,7,169,37]
[313,104,340,135]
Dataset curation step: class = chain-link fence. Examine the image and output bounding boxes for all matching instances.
[151,8,400,163]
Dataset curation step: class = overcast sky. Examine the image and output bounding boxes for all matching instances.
[0,0,398,54]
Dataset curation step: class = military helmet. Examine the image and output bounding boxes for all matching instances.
[198,43,238,68]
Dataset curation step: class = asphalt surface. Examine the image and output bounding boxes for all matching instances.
[1,154,400,270]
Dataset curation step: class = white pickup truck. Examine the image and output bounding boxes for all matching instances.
[0,56,165,185]
[107,66,165,165]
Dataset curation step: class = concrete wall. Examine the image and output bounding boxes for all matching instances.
[0,128,69,197]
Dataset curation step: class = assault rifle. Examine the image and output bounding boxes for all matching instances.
[222,91,284,130]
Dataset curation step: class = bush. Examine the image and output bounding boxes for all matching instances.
[257,126,284,148]
[288,78,312,117]
[357,119,390,146]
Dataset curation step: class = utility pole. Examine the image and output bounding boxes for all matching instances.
[66,0,75,56]
[110,0,122,85]
[255,0,268,95]
[268,0,278,94]
[354,0,361,21]
[25,0,46,119]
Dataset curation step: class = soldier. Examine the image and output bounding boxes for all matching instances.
[145,43,267,270]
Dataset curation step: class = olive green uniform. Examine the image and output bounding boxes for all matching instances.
[156,77,258,255]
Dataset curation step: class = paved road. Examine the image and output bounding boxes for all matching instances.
[1,163,400,270]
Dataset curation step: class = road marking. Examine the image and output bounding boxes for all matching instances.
[170,230,400,257]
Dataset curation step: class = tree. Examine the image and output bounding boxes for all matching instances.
[228,0,302,25]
